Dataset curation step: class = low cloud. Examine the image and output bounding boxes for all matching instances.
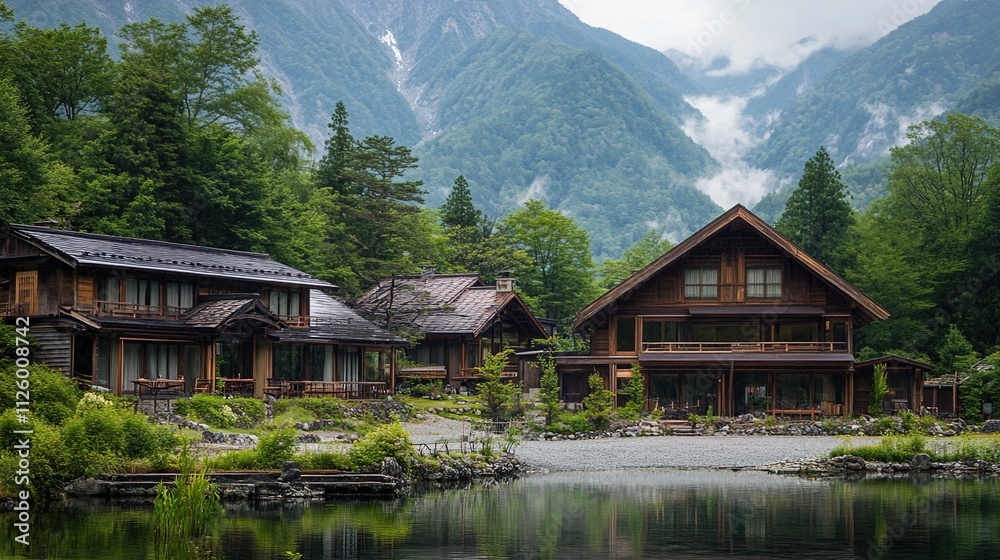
[682,95,777,207]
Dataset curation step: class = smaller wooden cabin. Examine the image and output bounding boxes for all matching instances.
[355,272,548,389]
[854,355,932,415]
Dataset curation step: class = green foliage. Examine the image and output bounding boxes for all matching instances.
[409,380,444,399]
[256,429,298,468]
[0,361,82,426]
[536,354,561,427]
[582,373,613,430]
[616,364,646,421]
[937,324,980,375]
[173,394,238,429]
[960,352,1000,422]
[598,228,675,289]
[294,451,352,471]
[348,423,415,472]
[829,434,929,463]
[440,175,481,230]
[0,412,67,500]
[502,199,598,328]
[273,397,345,421]
[62,403,179,477]
[775,146,855,273]
[153,442,222,544]
[474,348,521,422]
[868,363,889,416]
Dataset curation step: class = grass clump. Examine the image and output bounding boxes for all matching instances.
[831,434,1000,463]
[154,442,222,545]
[205,428,298,470]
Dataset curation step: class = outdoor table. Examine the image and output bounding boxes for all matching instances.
[219,378,256,397]
[132,378,185,412]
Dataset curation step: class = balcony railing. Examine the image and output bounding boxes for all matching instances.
[0,302,37,316]
[91,300,187,320]
[457,363,519,379]
[277,314,310,328]
[641,341,848,353]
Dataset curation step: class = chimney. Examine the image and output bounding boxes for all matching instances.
[495,269,515,293]
[419,265,436,280]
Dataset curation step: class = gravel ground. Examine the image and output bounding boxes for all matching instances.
[516,436,880,471]
[397,416,880,471]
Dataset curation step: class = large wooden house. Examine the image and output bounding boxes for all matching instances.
[561,205,895,418]
[355,272,548,389]
[0,223,405,396]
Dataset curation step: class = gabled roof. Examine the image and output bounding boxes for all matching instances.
[355,273,548,339]
[270,290,407,346]
[574,205,890,330]
[2,223,334,289]
[70,296,285,332]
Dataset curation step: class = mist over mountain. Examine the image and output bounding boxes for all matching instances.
[8,0,1000,253]
[8,0,722,258]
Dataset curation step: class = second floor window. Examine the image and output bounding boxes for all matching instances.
[747,267,782,298]
[268,291,301,317]
[684,267,719,299]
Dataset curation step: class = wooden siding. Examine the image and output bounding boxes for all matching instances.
[591,328,610,355]
[31,325,72,374]
[78,275,95,307]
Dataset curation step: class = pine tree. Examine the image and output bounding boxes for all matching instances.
[440,175,481,230]
[776,146,854,273]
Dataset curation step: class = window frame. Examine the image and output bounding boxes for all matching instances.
[747,266,782,299]
[683,267,719,300]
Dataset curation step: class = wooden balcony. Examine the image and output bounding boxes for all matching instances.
[91,300,187,320]
[457,363,519,379]
[0,301,37,316]
[641,341,848,353]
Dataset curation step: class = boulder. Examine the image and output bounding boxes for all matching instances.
[982,420,1000,433]
[911,453,933,471]
[279,461,301,482]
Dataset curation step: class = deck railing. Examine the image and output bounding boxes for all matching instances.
[457,363,519,379]
[641,341,849,353]
[90,300,187,319]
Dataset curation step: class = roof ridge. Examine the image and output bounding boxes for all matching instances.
[11,224,273,258]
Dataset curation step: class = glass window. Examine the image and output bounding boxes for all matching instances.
[642,319,679,343]
[273,345,304,379]
[338,346,360,382]
[684,267,719,299]
[166,282,195,309]
[268,291,301,316]
[99,277,120,302]
[691,322,760,342]
[748,267,781,298]
[615,317,636,353]
[777,323,819,342]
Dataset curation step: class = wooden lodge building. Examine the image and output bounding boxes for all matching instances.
[355,272,549,390]
[560,205,902,419]
[0,223,406,397]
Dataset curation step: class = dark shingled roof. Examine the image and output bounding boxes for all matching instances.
[72,297,284,332]
[355,273,547,338]
[6,224,334,289]
[270,290,407,346]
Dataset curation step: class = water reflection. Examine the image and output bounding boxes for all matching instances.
[2,471,998,559]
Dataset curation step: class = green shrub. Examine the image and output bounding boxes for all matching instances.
[582,374,613,430]
[898,410,917,433]
[62,406,179,477]
[227,398,266,427]
[295,451,352,471]
[348,423,415,471]
[257,429,297,468]
[0,363,81,425]
[553,411,590,434]
[174,394,239,428]
[410,381,444,399]
[274,398,344,421]
[0,413,69,501]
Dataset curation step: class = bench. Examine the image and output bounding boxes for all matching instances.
[770,408,819,420]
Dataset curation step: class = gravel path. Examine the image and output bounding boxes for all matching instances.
[516,436,880,471]
[398,416,880,471]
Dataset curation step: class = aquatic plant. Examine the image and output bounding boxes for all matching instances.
[153,441,222,544]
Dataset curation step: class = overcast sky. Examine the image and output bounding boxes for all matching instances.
[558,0,940,74]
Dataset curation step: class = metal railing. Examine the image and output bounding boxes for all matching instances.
[641,341,848,353]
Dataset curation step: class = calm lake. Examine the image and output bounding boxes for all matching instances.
[2,470,998,559]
